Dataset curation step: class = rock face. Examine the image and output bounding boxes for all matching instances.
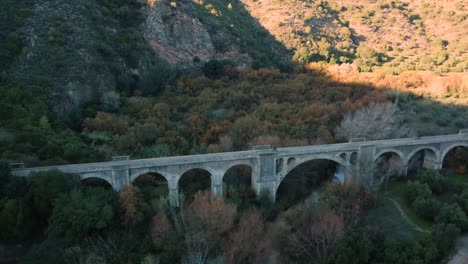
[144,3,215,65]
[9,0,116,112]
[5,0,277,112]
[143,1,253,68]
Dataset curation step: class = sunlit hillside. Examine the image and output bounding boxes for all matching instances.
[241,0,467,73]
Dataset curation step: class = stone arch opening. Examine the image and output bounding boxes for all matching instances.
[339,153,347,161]
[350,152,358,166]
[81,177,113,190]
[179,168,212,201]
[132,172,169,200]
[276,158,284,173]
[442,145,468,175]
[373,151,403,185]
[222,164,255,206]
[287,157,296,169]
[276,159,342,209]
[407,148,438,174]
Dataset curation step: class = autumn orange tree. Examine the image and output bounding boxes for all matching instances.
[222,208,271,264]
[152,191,236,263]
[286,209,345,264]
[119,184,147,227]
[321,183,374,226]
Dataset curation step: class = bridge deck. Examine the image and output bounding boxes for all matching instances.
[11,132,468,176]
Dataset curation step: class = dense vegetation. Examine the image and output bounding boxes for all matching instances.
[0,0,467,263]
[241,0,468,73]
[2,65,467,166]
[1,157,467,264]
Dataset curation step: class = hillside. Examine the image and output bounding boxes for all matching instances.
[0,0,467,166]
[1,0,466,113]
[143,0,288,68]
[241,0,467,73]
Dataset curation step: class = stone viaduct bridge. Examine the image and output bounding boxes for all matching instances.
[11,130,468,205]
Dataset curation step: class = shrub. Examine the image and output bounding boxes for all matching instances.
[203,59,224,79]
[0,159,11,191]
[435,203,468,230]
[412,196,441,221]
[27,170,81,222]
[432,223,460,254]
[454,189,468,214]
[415,170,449,195]
[333,228,374,264]
[404,181,432,203]
[47,188,116,241]
[355,44,380,72]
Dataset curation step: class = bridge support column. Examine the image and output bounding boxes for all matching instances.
[168,177,179,207]
[401,164,408,176]
[254,150,277,201]
[344,164,357,184]
[211,171,223,197]
[357,145,376,188]
[434,162,443,170]
[111,165,130,191]
[422,150,440,170]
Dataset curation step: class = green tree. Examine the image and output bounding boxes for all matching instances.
[432,223,460,254]
[47,188,115,241]
[20,238,67,264]
[403,181,431,203]
[140,255,159,264]
[27,170,81,223]
[416,169,448,195]
[383,237,438,264]
[355,44,380,72]
[454,188,468,214]
[0,159,11,191]
[39,115,51,130]
[334,229,374,264]
[412,196,441,221]
[435,203,468,230]
[203,59,224,79]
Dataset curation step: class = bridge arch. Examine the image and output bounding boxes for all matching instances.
[406,146,440,164]
[286,157,296,171]
[222,164,255,201]
[349,152,358,165]
[81,176,113,189]
[406,146,440,173]
[276,158,284,173]
[339,153,347,161]
[275,157,344,208]
[284,155,347,178]
[374,149,405,163]
[441,143,468,163]
[441,143,468,173]
[178,168,212,200]
[219,161,254,180]
[130,172,169,203]
[373,150,404,185]
[130,169,170,183]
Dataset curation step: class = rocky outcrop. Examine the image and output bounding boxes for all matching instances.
[144,3,215,65]
[143,1,252,69]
